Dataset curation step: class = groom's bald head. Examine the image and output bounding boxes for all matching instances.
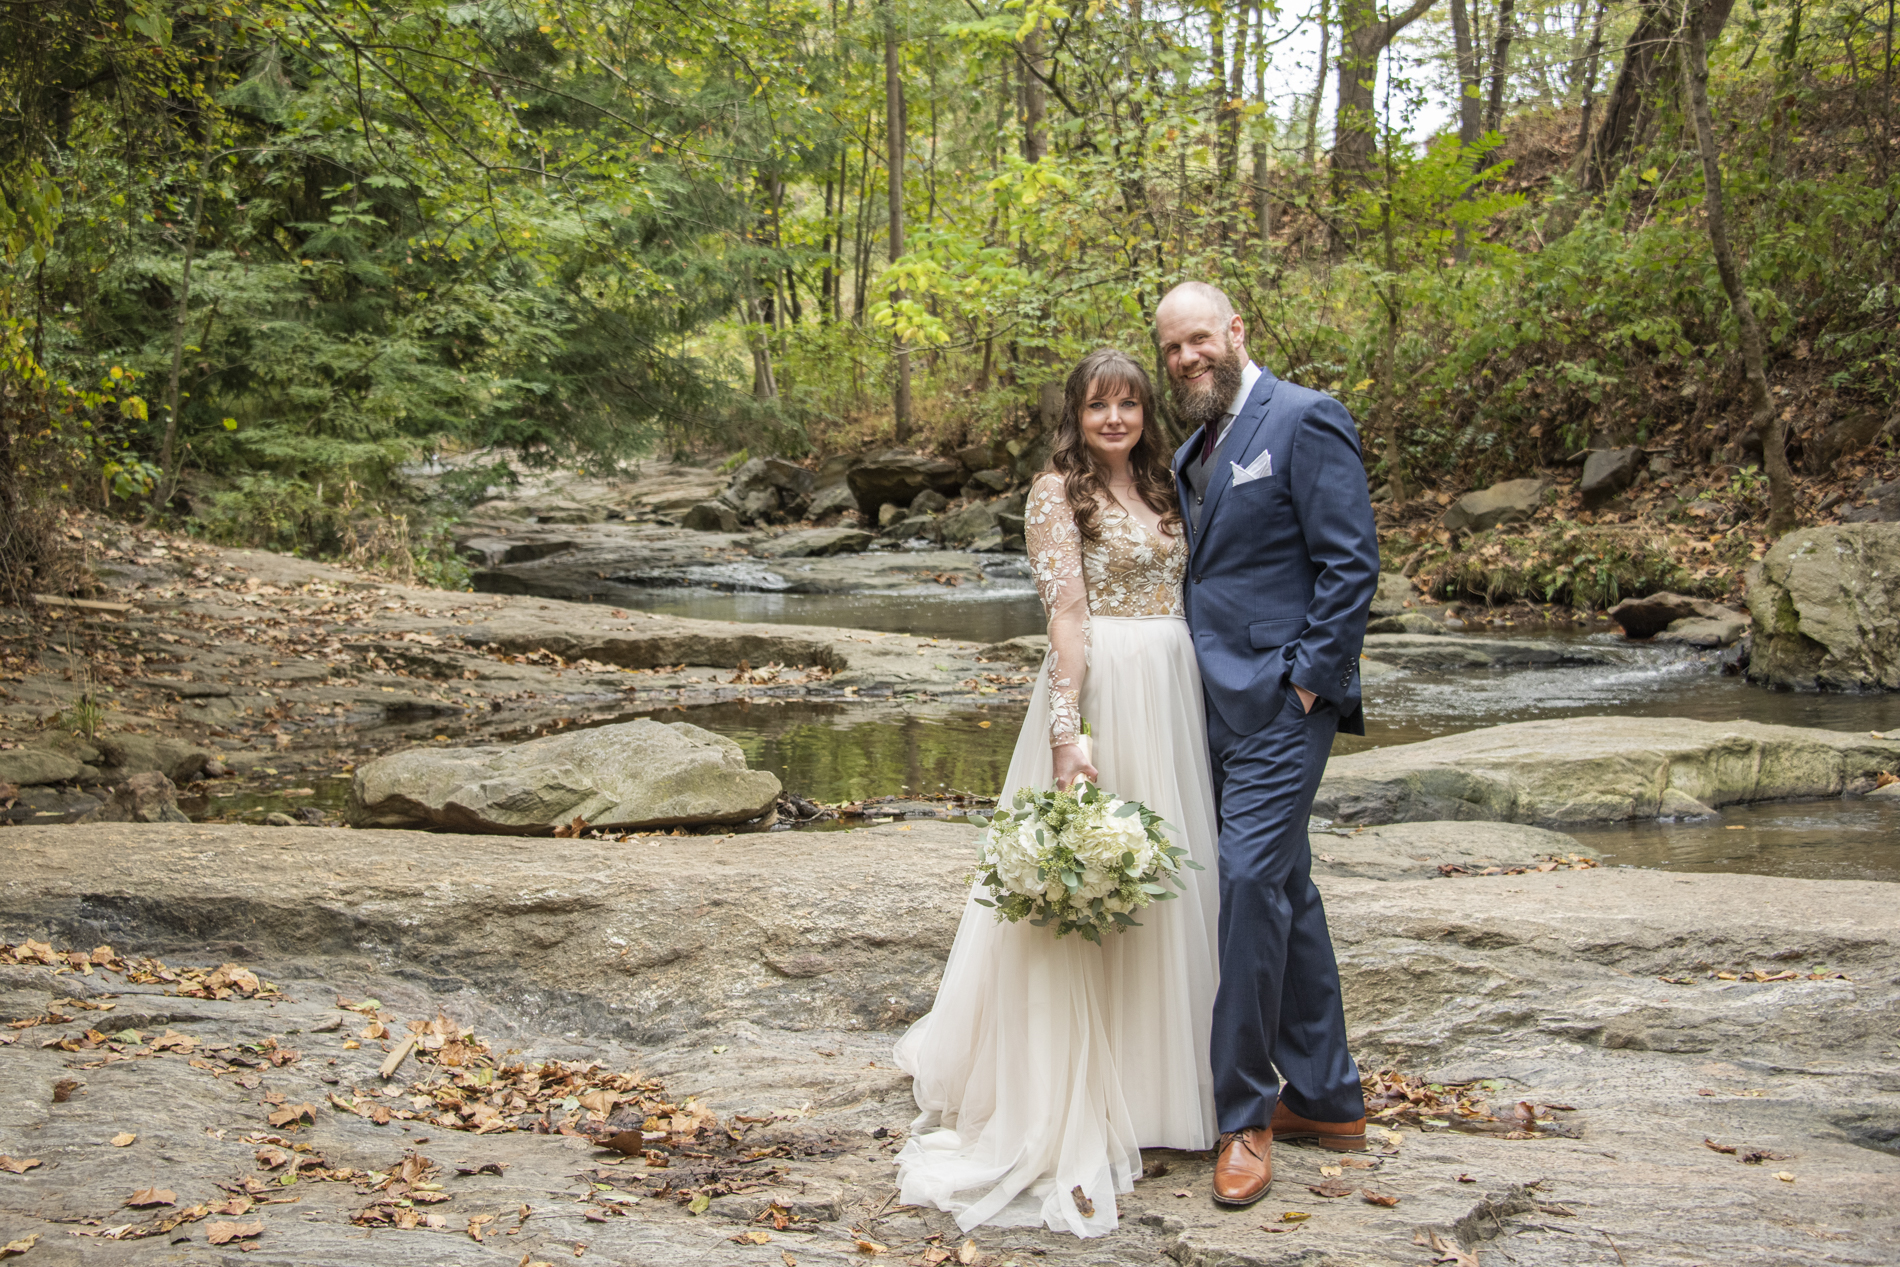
[1156,281,1235,328]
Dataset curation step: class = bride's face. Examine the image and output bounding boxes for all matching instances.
[1081,378,1144,467]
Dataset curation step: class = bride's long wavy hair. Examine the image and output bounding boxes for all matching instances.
[1047,348,1182,543]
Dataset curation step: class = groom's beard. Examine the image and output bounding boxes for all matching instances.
[1169,339,1245,434]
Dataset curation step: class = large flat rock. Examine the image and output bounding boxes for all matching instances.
[1315,716,1900,826]
[348,720,782,834]
[0,821,1895,1265]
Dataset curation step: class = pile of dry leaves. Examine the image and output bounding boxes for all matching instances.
[1437,853,1600,878]
[0,940,281,1000]
[1361,1070,1580,1140]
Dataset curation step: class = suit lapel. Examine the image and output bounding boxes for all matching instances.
[1190,370,1278,563]
[1173,425,1205,551]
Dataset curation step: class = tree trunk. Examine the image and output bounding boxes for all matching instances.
[156,177,208,517]
[1251,0,1272,245]
[1678,1,1791,531]
[1332,0,1437,200]
[1020,20,1060,434]
[1572,0,1609,159]
[1585,0,1736,193]
[1449,0,1482,261]
[1483,0,1516,136]
[1305,0,1330,170]
[884,4,912,442]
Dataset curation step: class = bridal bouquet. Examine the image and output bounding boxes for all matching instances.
[972,742,1199,943]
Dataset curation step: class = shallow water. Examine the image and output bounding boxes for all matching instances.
[668,633,1900,882]
[608,586,1047,644]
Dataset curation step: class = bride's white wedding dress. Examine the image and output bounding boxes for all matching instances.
[893,474,1221,1237]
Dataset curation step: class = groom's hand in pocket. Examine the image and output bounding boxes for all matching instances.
[1054,743,1098,790]
[1294,685,1317,714]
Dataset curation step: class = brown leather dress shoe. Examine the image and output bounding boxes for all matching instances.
[1270,1101,1368,1152]
[1211,1126,1273,1207]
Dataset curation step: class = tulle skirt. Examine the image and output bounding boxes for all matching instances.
[892,615,1222,1237]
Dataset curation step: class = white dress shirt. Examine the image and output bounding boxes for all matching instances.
[1212,360,1261,449]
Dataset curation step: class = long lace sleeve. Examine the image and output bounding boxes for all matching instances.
[1025,475,1089,748]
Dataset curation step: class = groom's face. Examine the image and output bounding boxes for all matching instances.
[1158,299,1246,430]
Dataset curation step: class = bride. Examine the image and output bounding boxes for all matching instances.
[893,348,1221,1237]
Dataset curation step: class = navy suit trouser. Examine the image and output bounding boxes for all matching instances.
[1205,691,1363,1133]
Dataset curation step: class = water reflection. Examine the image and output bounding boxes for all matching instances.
[612,588,1047,644]
[677,699,1025,806]
[1568,797,1900,883]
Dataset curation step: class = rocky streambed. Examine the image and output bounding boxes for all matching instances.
[0,820,1895,1265]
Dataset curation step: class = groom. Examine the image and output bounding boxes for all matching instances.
[1160,282,1379,1208]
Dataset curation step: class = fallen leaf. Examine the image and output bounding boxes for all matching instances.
[853,1238,887,1255]
[51,1078,81,1103]
[110,1132,136,1147]
[1416,1227,1480,1267]
[687,1193,710,1215]
[1306,1179,1356,1198]
[1319,1164,1342,1177]
[456,1161,508,1176]
[1277,1211,1310,1222]
[468,1214,496,1242]
[1776,1171,1796,1182]
[206,1219,263,1245]
[1173,1189,1190,1198]
[1378,1128,1402,1148]
[267,1102,315,1127]
[1455,1173,1476,1183]
[1704,1138,1739,1155]
[731,1229,772,1244]
[0,1157,41,1174]
[1070,1184,1095,1217]
[783,1253,799,1267]
[955,1240,979,1264]
[1338,1155,1377,1169]
[254,1146,289,1170]
[1361,1189,1401,1207]
[125,1187,177,1208]
[0,1234,38,1258]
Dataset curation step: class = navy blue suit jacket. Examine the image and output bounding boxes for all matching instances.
[1171,367,1379,738]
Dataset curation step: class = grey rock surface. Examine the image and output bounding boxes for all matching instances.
[87,771,190,824]
[95,734,213,784]
[1365,611,1445,635]
[1746,523,1900,689]
[1580,446,1643,507]
[1607,590,1739,639]
[748,527,874,559]
[1368,570,1418,616]
[680,500,740,532]
[845,450,964,517]
[1309,819,1591,879]
[1314,715,1900,826]
[976,634,1049,668]
[348,720,782,834]
[935,499,998,547]
[805,481,858,519]
[0,748,85,788]
[909,488,949,515]
[1359,633,1631,671]
[1654,611,1749,647]
[0,821,1894,1266]
[1442,479,1547,532]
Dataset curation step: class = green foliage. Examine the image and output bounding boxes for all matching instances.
[1414,525,1724,609]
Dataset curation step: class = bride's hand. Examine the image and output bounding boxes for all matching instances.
[1053,743,1098,790]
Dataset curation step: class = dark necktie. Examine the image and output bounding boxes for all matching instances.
[1201,414,1231,466]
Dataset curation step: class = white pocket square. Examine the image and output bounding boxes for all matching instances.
[1229,451,1273,484]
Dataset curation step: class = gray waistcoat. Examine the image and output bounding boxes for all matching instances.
[1183,415,1234,532]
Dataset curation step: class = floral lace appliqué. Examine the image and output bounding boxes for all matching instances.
[1023,476,1184,747]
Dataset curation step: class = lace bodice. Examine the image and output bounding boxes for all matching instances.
[1024,474,1185,746]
